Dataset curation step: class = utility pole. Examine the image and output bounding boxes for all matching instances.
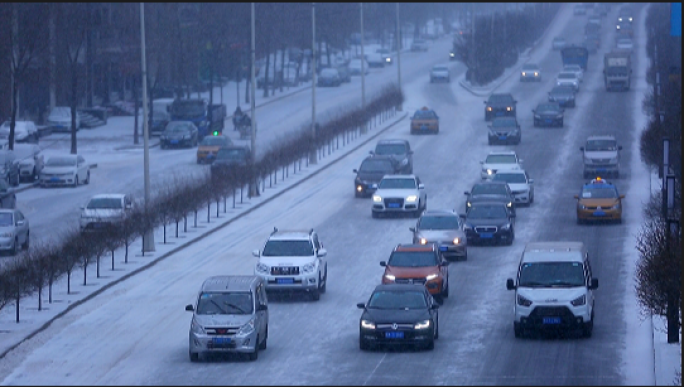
[360,3,367,134]
[310,2,318,164]
[249,2,258,197]
[140,2,155,252]
[395,2,402,111]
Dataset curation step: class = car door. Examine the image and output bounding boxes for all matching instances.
[416,176,426,202]
[77,155,87,181]
[14,209,27,245]
[584,253,595,314]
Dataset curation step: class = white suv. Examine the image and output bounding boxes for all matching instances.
[253,228,328,301]
[480,151,523,180]
[506,241,598,338]
[80,193,134,232]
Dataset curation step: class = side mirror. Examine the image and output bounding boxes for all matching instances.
[431,304,440,310]
[258,304,268,311]
[317,248,327,257]
[409,227,416,232]
[185,304,194,312]
[353,169,358,173]
[506,278,516,290]
[618,145,623,150]
[529,179,534,184]
[619,194,625,199]
[579,146,585,152]
[380,261,387,267]
[252,249,260,257]
[356,302,366,309]
[418,183,425,189]
[589,278,599,289]
[16,220,24,226]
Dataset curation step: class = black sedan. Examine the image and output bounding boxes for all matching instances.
[0,179,16,209]
[160,121,199,149]
[484,93,517,121]
[532,102,564,127]
[460,202,515,245]
[357,283,439,351]
[210,146,252,181]
[464,181,516,215]
[487,117,521,145]
[353,155,402,198]
[548,85,576,108]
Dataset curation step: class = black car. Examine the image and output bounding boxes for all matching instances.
[484,93,517,121]
[353,155,402,198]
[210,146,252,181]
[548,86,576,108]
[464,181,515,215]
[357,283,439,351]
[488,117,521,145]
[0,150,20,187]
[532,102,564,127]
[460,201,515,245]
[150,110,171,135]
[160,121,199,149]
[0,179,16,209]
[370,139,413,174]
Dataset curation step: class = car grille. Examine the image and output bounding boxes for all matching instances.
[206,327,240,336]
[384,198,404,208]
[376,323,415,330]
[271,266,300,276]
[512,190,527,195]
[592,159,612,164]
[493,131,514,136]
[475,226,497,233]
[394,278,427,285]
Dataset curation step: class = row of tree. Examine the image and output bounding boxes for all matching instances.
[0,84,404,323]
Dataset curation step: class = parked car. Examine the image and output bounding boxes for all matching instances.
[196,134,232,164]
[47,106,80,132]
[39,153,90,188]
[375,48,393,65]
[13,143,43,182]
[150,110,171,135]
[79,193,134,232]
[317,68,342,87]
[348,58,369,75]
[411,39,429,52]
[160,121,199,149]
[365,53,385,68]
[0,208,29,254]
[532,102,564,127]
[429,65,450,83]
[0,179,16,209]
[0,121,39,143]
[0,150,20,187]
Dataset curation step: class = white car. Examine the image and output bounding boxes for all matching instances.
[365,53,385,68]
[252,228,328,301]
[0,208,29,254]
[375,48,393,65]
[0,121,39,143]
[47,106,80,132]
[616,38,634,51]
[430,65,450,83]
[39,153,90,188]
[410,39,429,52]
[480,150,523,180]
[12,143,43,182]
[348,58,369,75]
[562,64,584,83]
[492,169,535,206]
[80,193,134,232]
[556,71,580,91]
[371,174,427,218]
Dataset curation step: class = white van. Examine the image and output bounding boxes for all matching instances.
[152,98,175,114]
[506,241,598,338]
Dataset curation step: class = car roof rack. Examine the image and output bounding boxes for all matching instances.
[270,227,278,236]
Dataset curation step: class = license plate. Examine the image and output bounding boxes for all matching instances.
[439,246,448,251]
[479,233,493,238]
[385,331,404,339]
[499,136,508,140]
[277,278,294,284]
[543,317,561,324]
[170,140,179,144]
[212,337,231,345]
[545,119,553,124]
[50,177,60,182]
[496,112,504,116]
[593,211,606,216]
[388,203,400,208]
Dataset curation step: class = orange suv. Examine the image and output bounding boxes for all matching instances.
[574,177,624,224]
[380,244,449,298]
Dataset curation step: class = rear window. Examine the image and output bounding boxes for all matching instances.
[262,240,314,257]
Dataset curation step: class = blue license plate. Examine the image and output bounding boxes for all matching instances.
[597,168,606,172]
[388,203,400,208]
[277,278,294,284]
[593,211,606,216]
[499,136,508,140]
[50,177,60,182]
[170,140,179,144]
[543,317,561,324]
[212,337,231,345]
[479,233,493,238]
[496,112,504,116]
[385,331,404,339]
[439,246,448,251]
[545,119,553,124]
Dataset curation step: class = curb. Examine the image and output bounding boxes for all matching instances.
[0,110,408,361]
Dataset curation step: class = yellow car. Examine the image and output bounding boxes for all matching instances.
[410,107,439,135]
[574,177,624,224]
[196,135,232,164]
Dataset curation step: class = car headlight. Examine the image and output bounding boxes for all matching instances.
[521,72,526,76]
[237,318,255,335]
[372,195,382,203]
[449,52,455,57]
[414,320,430,329]
[191,319,205,334]
[487,107,492,112]
[571,295,586,306]
[487,169,494,175]
[399,158,408,166]
[419,237,428,245]
[256,263,269,273]
[506,106,512,111]
[517,294,532,307]
[361,320,376,329]
[534,72,539,76]
[500,223,511,230]
[384,274,395,281]
[466,201,472,208]
[0,232,14,238]
[453,237,460,244]
[302,262,317,273]
[425,273,438,281]
[612,203,621,209]
[534,114,541,119]
[628,17,632,22]
[405,195,418,203]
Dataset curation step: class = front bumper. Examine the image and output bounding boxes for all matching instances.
[576,207,622,221]
[255,273,319,292]
[488,132,520,144]
[410,124,439,134]
[583,164,619,175]
[520,74,541,82]
[189,330,258,355]
[514,304,591,332]
[355,182,378,197]
[511,191,531,204]
[360,326,434,347]
[40,175,76,187]
[197,151,218,163]
[80,219,120,232]
[464,227,513,244]
[372,198,419,214]
[534,116,563,127]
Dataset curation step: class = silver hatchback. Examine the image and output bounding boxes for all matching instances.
[410,210,468,261]
[0,209,29,254]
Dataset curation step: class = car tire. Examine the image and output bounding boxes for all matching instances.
[582,311,594,338]
[10,237,18,255]
[72,176,79,188]
[259,326,268,350]
[425,338,435,351]
[434,316,439,339]
[189,351,199,362]
[248,337,259,361]
[84,171,90,185]
[514,322,523,338]
[441,275,449,298]
[359,337,370,351]
[22,231,29,250]
[320,267,327,293]
[507,228,515,245]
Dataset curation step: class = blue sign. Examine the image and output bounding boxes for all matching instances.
[672,3,682,37]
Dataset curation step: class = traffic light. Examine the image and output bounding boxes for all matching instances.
[212,130,220,136]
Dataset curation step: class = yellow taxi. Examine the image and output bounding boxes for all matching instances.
[410,107,440,135]
[196,134,232,164]
[574,177,624,224]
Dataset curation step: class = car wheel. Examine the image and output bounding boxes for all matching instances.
[514,322,523,338]
[22,231,29,250]
[310,286,320,301]
[72,176,79,188]
[84,171,90,185]
[189,351,199,362]
[359,337,371,351]
[530,192,534,204]
[425,338,435,351]
[320,267,327,293]
[434,316,439,339]
[441,275,449,298]
[259,326,268,350]
[507,227,515,245]
[248,336,259,361]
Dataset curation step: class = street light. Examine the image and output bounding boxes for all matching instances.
[360,3,367,134]
[395,3,402,111]
[249,2,258,196]
[311,2,318,164]
[140,2,154,252]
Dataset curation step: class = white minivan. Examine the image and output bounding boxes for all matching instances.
[506,241,598,338]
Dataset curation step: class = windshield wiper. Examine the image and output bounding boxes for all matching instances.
[518,281,546,287]
[223,303,248,314]
[549,281,582,287]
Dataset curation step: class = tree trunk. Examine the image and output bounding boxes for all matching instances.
[70,64,79,155]
[9,78,19,151]
[133,77,139,145]
[263,45,270,98]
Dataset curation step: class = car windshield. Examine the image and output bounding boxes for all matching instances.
[581,186,619,199]
[196,292,253,315]
[536,103,559,111]
[46,156,75,166]
[585,140,617,151]
[413,110,437,119]
[378,178,416,190]
[359,159,393,173]
[522,64,538,70]
[518,262,585,287]
[170,101,205,118]
[0,213,13,227]
[471,184,507,195]
[262,240,314,257]
[467,205,508,219]
[165,122,192,132]
[417,215,460,230]
[388,251,438,267]
[558,73,575,79]
[368,290,427,310]
[374,143,407,156]
[87,198,122,209]
[488,95,513,104]
[200,136,231,147]
[491,118,516,128]
[216,148,248,160]
[485,154,517,164]
[552,86,574,94]
[50,107,71,118]
[493,173,527,184]
[12,147,36,159]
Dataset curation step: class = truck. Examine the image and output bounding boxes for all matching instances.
[561,46,589,71]
[603,49,632,91]
[169,99,226,139]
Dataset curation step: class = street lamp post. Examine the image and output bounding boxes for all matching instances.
[310,2,318,164]
[360,3,367,134]
[140,2,154,252]
[395,3,402,111]
[249,2,258,196]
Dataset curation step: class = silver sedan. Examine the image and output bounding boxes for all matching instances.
[410,210,468,261]
[0,208,29,255]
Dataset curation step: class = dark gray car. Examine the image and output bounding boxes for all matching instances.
[210,146,252,181]
[0,179,16,209]
[464,181,516,215]
[532,102,564,127]
[484,93,517,121]
[410,210,468,261]
[370,139,413,174]
[488,117,521,145]
[160,121,199,149]
[353,155,401,198]
[548,86,576,108]
[460,201,515,246]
